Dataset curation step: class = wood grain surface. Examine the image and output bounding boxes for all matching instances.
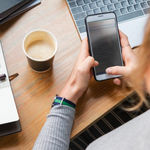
[0,0,131,149]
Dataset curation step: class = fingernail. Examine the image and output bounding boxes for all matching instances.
[106,68,111,73]
[95,61,99,65]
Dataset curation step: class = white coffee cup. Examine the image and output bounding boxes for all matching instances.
[23,29,57,72]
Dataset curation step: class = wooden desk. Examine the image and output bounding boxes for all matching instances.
[0,0,131,149]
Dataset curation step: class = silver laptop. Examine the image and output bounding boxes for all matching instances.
[66,0,150,48]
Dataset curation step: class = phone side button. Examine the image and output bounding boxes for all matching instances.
[117,10,144,22]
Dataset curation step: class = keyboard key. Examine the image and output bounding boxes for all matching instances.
[118,10,143,22]
[89,2,97,8]
[114,3,122,9]
[74,12,86,20]
[111,0,118,3]
[76,0,84,6]
[148,1,150,5]
[101,6,108,12]
[71,7,82,14]
[107,4,115,11]
[86,10,94,15]
[134,4,141,10]
[82,5,90,11]
[97,1,104,7]
[114,10,122,16]
[128,0,136,5]
[76,19,85,26]
[84,0,91,4]
[69,2,77,8]
[121,1,129,7]
[94,8,101,13]
[120,8,128,14]
[141,2,149,8]
[127,6,135,12]
[79,26,86,33]
[135,0,142,3]
[143,7,150,14]
[103,0,111,5]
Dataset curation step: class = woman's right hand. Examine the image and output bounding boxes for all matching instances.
[59,38,98,104]
[106,31,138,85]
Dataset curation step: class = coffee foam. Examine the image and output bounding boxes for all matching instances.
[26,40,55,60]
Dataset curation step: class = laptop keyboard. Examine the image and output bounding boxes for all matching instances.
[66,0,150,34]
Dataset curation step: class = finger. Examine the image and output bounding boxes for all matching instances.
[119,31,130,48]
[113,78,121,86]
[119,30,127,38]
[79,38,89,59]
[119,30,128,40]
[106,66,127,76]
[90,61,99,78]
[90,69,93,78]
[119,31,134,61]
[94,60,99,66]
[80,56,96,73]
[122,46,134,62]
[75,38,89,67]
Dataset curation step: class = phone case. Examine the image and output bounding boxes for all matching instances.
[85,12,123,82]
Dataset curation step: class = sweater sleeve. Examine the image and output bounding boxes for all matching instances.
[33,105,75,150]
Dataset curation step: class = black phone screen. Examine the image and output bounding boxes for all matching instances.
[87,18,123,75]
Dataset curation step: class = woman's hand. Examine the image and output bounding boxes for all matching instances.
[59,38,99,104]
[106,31,138,85]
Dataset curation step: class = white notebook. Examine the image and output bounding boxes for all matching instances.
[0,41,19,125]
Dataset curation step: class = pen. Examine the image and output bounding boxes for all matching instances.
[9,73,19,81]
[0,73,19,82]
[0,73,6,81]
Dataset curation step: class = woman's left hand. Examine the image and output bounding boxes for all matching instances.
[59,38,99,104]
[106,31,137,86]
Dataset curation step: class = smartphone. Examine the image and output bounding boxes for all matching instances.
[85,12,123,81]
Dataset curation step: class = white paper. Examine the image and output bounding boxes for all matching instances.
[0,42,19,124]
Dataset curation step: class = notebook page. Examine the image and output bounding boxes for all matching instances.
[0,42,19,124]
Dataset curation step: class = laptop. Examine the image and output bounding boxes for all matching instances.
[0,0,41,25]
[65,0,150,48]
[0,42,21,136]
[0,0,30,20]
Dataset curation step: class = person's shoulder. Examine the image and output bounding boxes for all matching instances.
[86,109,150,150]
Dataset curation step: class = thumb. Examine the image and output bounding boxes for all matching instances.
[106,66,127,76]
[81,56,98,73]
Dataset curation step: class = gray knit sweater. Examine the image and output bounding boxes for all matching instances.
[33,105,75,150]
[33,104,150,150]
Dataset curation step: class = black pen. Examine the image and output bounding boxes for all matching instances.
[0,73,6,81]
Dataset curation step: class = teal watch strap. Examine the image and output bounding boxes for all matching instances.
[52,95,76,109]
